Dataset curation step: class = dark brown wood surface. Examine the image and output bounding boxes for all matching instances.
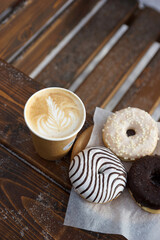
[0,146,126,240]
[0,0,67,60]
[35,0,137,88]
[75,8,160,114]
[12,0,98,75]
[114,50,160,113]
[0,0,19,14]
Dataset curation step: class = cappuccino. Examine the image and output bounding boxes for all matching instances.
[25,88,85,139]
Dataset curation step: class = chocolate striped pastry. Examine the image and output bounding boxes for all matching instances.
[69,146,127,203]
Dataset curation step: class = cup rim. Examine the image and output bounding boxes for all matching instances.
[24,87,86,141]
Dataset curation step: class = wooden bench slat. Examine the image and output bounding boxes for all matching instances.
[75,8,160,114]
[113,50,160,113]
[12,0,98,75]
[1,147,126,239]
[0,0,19,14]
[0,59,93,190]
[0,0,67,60]
[35,0,137,87]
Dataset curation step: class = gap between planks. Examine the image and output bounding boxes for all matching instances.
[29,6,160,118]
[0,0,26,22]
[69,24,128,92]
[13,1,159,118]
[7,0,159,117]
[151,101,160,121]
[7,0,76,63]
[103,42,160,113]
[3,1,158,119]
[30,0,107,79]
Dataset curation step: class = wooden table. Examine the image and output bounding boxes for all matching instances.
[0,0,160,239]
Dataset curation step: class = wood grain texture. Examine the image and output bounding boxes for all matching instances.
[0,0,67,60]
[75,8,160,114]
[0,146,126,239]
[0,0,19,14]
[12,0,98,75]
[114,50,160,113]
[35,0,137,87]
[0,59,92,190]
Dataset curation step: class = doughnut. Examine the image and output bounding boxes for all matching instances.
[128,155,160,213]
[102,107,158,161]
[69,146,127,203]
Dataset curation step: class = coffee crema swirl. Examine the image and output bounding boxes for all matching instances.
[69,147,127,203]
[25,89,84,139]
[37,96,77,136]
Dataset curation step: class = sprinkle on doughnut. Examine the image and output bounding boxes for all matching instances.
[69,146,127,203]
[102,107,158,161]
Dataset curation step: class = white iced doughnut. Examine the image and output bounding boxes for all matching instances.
[69,146,127,203]
[102,107,159,161]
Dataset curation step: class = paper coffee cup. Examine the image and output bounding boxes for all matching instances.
[24,87,86,160]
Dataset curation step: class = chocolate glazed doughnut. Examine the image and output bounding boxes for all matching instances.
[128,155,160,213]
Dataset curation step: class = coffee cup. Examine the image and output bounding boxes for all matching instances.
[24,87,86,160]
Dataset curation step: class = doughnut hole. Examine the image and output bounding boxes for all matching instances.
[126,129,136,137]
[151,170,160,187]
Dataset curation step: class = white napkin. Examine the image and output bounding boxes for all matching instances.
[64,107,160,240]
[139,0,160,12]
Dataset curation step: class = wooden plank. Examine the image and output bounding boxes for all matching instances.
[0,59,92,190]
[12,0,98,75]
[0,0,19,14]
[0,0,67,60]
[75,8,160,114]
[35,0,137,87]
[0,147,126,239]
[113,50,160,113]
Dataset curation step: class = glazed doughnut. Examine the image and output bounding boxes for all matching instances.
[128,155,160,213]
[69,146,127,203]
[102,107,158,161]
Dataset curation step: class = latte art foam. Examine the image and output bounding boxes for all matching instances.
[37,96,78,136]
[25,88,84,139]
